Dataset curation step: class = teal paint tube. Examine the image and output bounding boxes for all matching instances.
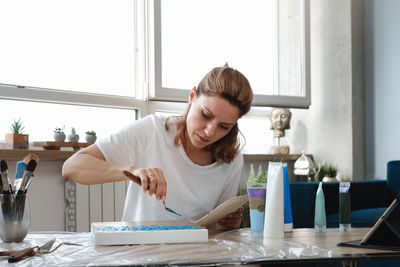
[314,182,326,232]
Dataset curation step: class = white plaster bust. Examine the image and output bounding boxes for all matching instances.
[269,108,292,138]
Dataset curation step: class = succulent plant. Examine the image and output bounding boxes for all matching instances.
[10,118,25,134]
[85,130,96,135]
[54,125,65,134]
[314,161,337,181]
[247,164,267,187]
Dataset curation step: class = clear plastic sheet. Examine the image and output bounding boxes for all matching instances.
[0,229,332,266]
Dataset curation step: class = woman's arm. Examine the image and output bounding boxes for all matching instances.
[62,144,128,185]
[62,144,167,200]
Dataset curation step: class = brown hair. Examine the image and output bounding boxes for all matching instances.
[166,66,253,164]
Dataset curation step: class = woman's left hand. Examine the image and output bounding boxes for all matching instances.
[215,207,243,230]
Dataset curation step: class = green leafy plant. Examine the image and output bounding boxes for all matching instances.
[71,127,77,134]
[10,118,25,134]
[85,130,96,135]
[54,126,65,134]
[314,161,337,181]
[247,164,267,187]
[321,164,337,177]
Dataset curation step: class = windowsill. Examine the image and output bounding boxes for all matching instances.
[0,147,312,162]
[243,153,313,161]
[0,148,75,161]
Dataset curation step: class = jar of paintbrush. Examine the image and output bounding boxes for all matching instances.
[0,192,30,243]
[0,156,37,243]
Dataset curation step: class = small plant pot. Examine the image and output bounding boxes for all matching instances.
[85,134,97,143]
[5,133,29,149]
[322,176,337,182]
[68,134,79,143]
[54,133,66,142]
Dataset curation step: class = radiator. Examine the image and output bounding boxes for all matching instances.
[65,180,128,232]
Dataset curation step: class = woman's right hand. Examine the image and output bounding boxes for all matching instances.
[128,167,167,201]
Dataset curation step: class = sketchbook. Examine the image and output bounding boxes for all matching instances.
[195,195,249,227]
[337,198,400,251]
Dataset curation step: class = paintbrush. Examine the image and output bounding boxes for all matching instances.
[14,154,39,193]
[0,162,4,194]
[0,160,12,195]
[23,154,39,165]
[15,159,37,195]
[122,170,182,216]
[14,159,37,223]
[1,160,13,218]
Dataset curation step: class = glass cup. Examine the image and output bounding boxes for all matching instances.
[0,193,30,243]
[247,183,267,232]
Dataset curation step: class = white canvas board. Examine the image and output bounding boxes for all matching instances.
[92,220,208,246]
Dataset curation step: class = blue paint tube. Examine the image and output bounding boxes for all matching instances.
[283,163,293,232]
[314,182,327,232]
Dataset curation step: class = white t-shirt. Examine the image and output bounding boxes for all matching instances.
[96,114,243,222]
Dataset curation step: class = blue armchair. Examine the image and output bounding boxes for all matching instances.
[290,160,400,228]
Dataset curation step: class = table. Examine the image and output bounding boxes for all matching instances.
[0,228,399,266]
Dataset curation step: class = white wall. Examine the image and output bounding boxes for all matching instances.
[365,0,400,179]
[279,0,359,180]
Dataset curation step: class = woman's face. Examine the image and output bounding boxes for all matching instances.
[185,89,240,150]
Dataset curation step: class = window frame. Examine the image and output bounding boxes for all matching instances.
[0,84,142,111]
[149,0,311,108]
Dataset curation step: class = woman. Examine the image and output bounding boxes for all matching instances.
[62,66,253,230]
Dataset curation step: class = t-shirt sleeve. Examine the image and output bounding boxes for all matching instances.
[214,153,244,207]
[95,115,156,166]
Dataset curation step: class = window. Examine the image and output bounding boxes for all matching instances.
[0,0,140,141]
[151,0,310,108]
[0,0,310,153]
[0,0,135,97]
[0,99,135,144]
[239,116,272,154]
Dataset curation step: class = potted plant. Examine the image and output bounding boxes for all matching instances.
[85,130,97,143]
[244,164,268,230]
[68,127,80,142]
[5,118,29,149]
[314,161,338,182]
[54,126,66,142]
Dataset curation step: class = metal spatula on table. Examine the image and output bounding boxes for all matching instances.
[0,237,56,263]
[123,170,182,216]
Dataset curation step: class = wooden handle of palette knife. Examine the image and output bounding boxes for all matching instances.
[8,247,36,263]
[123,170,142,186]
